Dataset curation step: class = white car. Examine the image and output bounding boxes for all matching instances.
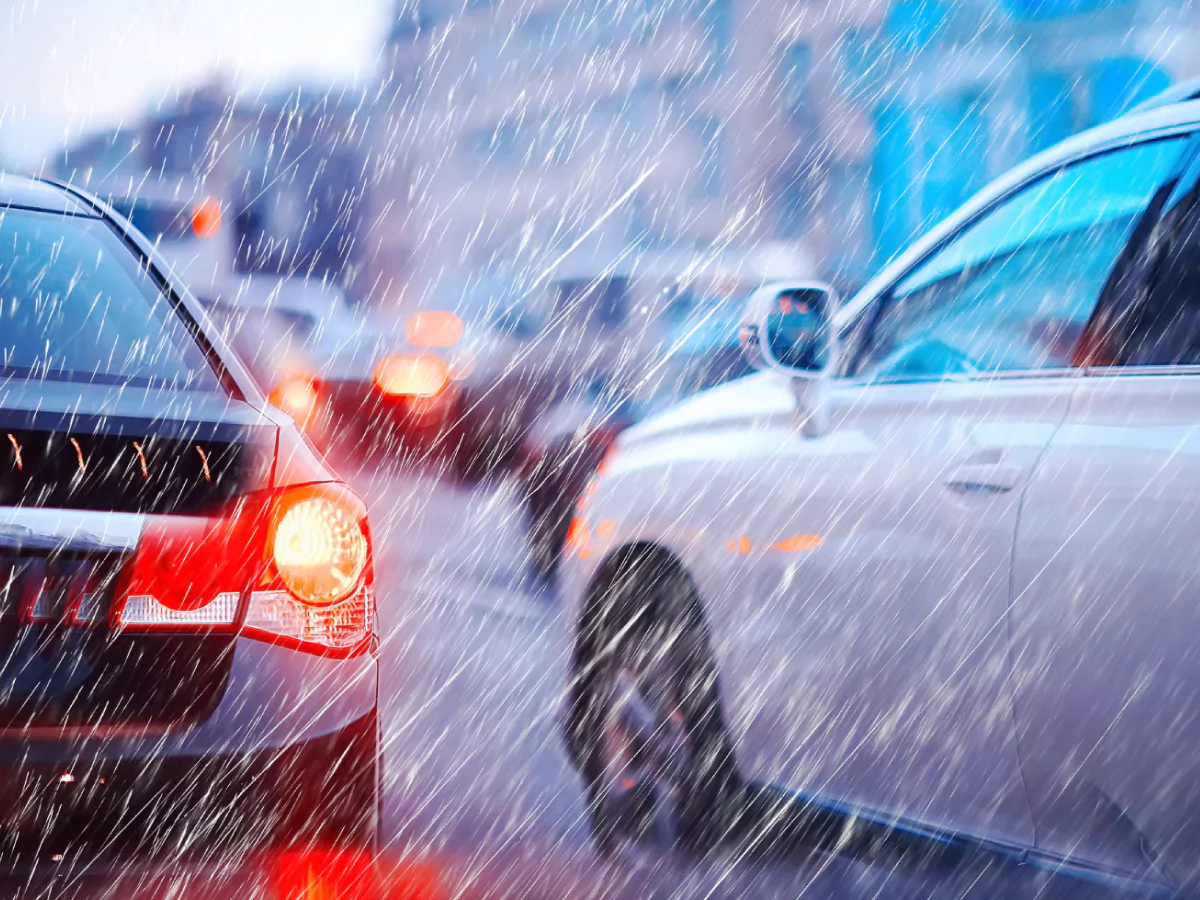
[560,98,1200,891]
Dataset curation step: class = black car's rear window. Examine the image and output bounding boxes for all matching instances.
[0,209,219,391]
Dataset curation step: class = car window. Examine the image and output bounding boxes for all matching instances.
[0,209,219,390]
[853,138,1187,382]
[1098,163,1200,367]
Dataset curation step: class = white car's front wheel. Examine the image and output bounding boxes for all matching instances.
[570,555,745,856]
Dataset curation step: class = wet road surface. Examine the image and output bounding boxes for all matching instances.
[0,460,1168,899]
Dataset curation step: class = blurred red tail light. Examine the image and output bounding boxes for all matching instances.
[114,482,375,656]
[373,354,448,398]
[269,375,321,428]
[272,848,381,900]
[191,197,222,237]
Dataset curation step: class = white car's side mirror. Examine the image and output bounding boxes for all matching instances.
[739,281,840,437]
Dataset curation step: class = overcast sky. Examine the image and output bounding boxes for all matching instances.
[0,0,393,170]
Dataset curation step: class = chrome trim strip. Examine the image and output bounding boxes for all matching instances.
[1085,364,1200,377]
[0,507,145,553]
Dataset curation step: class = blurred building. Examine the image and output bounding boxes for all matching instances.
[368,0,1199,305]
[52,82,372,291]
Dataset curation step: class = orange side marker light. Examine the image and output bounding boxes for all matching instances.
[772,534,823,553]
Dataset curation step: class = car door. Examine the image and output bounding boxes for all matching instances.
[718,133,1192,849]
[1011,134,1200,884]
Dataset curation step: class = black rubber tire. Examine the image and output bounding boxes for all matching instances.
[569,556,745,855]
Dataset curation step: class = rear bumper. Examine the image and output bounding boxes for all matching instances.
[0,708,379,868]
[0,636,380,867]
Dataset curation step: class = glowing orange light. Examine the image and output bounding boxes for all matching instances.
[69,437,86,476]
[594,518,616,538]
[566,517,590,554]
[196,445,212,483]
[374,355,449,398]
[269,377,321,428]
[270,493,368,607]
[772,534,823,553]
[191,197,222,238]
[726,536,752,554]
[405,310,464,348]
[132,441,149,479]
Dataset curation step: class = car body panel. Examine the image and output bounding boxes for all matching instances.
[574,371,1077,845]
[1012,370,1200,884]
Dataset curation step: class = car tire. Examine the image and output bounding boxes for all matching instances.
[569,554,745,856]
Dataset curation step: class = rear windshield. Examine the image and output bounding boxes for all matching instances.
[0,209,219,390]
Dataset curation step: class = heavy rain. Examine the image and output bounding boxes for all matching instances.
[0,0,1198,897]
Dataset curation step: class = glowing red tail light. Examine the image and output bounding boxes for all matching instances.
[269,376,321,428]
[191,197,222,238]
[113,483,375,656]
[373,354,448,398]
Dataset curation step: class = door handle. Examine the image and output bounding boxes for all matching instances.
[944,462,1023,494]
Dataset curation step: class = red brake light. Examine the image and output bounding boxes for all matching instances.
[268,376,320,428]
[113,483,375,656]
[116,496,268,629]
[373,355,448,398]
[191,197,222,237]
[246,482,375,655]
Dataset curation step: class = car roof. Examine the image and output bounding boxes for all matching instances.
[0,174,90,215]
[837,100,1200,329]
[1127,77,1200,116]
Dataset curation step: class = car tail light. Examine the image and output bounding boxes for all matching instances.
[191,197,222,237]
[113,483,375,656]
[245,482,374,654]
[269,376,321,428]
[374,354,448,398]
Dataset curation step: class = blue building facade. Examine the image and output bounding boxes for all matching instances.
[370,0,1197,305]
[831,0,1189,276]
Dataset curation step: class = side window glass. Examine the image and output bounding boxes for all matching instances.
[1102,163,1200,367]
[853,138,1186,382]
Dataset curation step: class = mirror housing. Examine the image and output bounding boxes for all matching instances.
[739,281,840,437]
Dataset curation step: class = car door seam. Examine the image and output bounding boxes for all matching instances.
[1001,379,1081,852]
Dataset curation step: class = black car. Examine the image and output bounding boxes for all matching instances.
[0,175,379,870]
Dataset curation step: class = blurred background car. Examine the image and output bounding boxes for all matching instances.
[520,288,755,586]
[201,276,467,458]
[453,244,811,483]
